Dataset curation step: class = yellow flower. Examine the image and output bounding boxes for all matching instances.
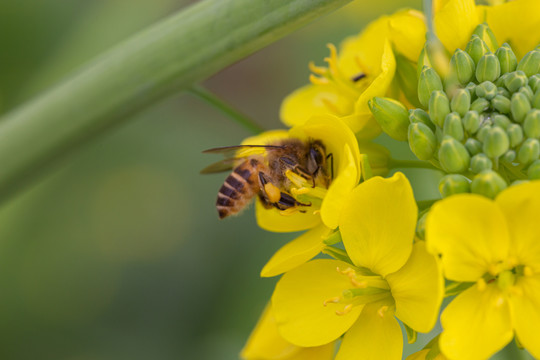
[426,181,540,360]
[241,115,361,277]
[271,173,444,360]
[241,303,335,360]
[280,10,426,139]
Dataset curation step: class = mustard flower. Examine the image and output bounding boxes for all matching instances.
[426,181,540,360]
[280,9,426,139]
[271,173,444,360]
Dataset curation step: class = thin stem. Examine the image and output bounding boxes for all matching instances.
[423,0,434,33]
[189,85,264,134]
[417,198,440,210]
[389,158,441,171]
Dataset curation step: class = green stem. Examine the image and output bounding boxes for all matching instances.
[0,0,352,203]
[417,199,440,210]
[188,85,264,134]
[389,158,441,171]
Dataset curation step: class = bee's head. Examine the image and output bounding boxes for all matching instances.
[307,139,326,175]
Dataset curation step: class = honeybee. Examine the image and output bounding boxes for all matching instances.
[202,139,332,219]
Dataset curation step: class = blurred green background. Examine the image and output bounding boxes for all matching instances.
[0,0,438,359]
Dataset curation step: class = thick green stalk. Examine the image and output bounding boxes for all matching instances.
[0,0,351,203]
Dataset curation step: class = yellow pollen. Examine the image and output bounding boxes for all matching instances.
[377,305,389,318]
[524,266,533,277]
[291,187,310,196]
[323,297,340,306]
[477,278,487,291]
[285,170,307,188]
[350,279,367,288]
[279,208,299,216]
[312,209,321,215]
[335,304,353,316]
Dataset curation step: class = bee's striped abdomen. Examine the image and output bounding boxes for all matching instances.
[216,161,258,219]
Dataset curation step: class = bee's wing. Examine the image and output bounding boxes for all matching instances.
[203,144,284,156]
[200,158,238,174]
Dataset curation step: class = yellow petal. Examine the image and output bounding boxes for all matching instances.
[242,130,290,146]
[241,303,299,360]
[495,181,540,273]
[256,200,322,233]
[387,241,444,333]
[336,303,402,360]
[434,0,479,53]
[320,144,358,229]
[425,194,510,282]
[340,172,417,276]
[439,283,513,360]
[280,84,354,127]
[510,274,540,359]
[260,224,329,278]
[353,39,396,128]
[406,349,429,360]
[481,0,540,59]
[284,342,336,360]
[341,113,382,140]
[272,259,363,347]
[388,9,427,62]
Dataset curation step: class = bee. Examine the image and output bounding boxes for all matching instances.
[202,139,332,219]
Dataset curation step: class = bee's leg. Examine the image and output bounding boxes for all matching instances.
[326,153,334,180]
[258,172,282,205]
[274,192,311,210]
[257,193,274,209]
[279,157,314,184]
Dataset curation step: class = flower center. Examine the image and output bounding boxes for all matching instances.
[479,263,534,294]
[323,266,393,316]
[279,169,328,216]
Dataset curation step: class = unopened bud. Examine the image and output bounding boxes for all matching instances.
[416,212,427,239]
[519,85,534,102]
[476,81,498,100]
[491,94,511,114]
[483,127,510,158]
[529,74,540,93]
[409,109,436,131]
[416,45,432,79]
[518,138,540,165]
[466,138,483,155]
[439,136,471,173]
[369,97,409,141]
[493,114,511,129]
[503,150,516,163]
[449,49,476,85]
[516,49,540,77]
[470,97,490,113]
[443,112,464,141]
[418,66,443,107]
[495,43,517,74]
[476,53,501,83]
[465,35,490,65]
[527,160,540,179]
[533,91,540,109]
[462,110,481,135]
[524,109,540,139]
[429,90,451,127]
[471,170,507,199]
[476,124,492,143]
[470,153,493,173]
[408,123,437,160]
[465,82,477,99]
[504,71,528,93]
[497,87,510,98]
[450,89,471,116]
[511,92,532,123]
[473,23,498,52]
[507,123,524,148]
[439,174,470,197]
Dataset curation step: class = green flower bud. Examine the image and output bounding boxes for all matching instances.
[465,138,483,155]
[518,138,540,165]
[429,90,451,127]
[507,123,524,148]
[417,45,432,79]
[449,49,476,85]
[395,54,421,107]
[409,109,436,131]
[532,90,540,109]
[416,212,427,239]
[470,153,493,173]
[462,110,481,134]
[495,74,507,88]
[524,109,540,139]
[529,74,540,93]
[493,114,511,129]
[476,53,501,83]
[476,124,492,143]
[491,94,511,114]
[519,85,534,102]
[443,112,464,141]
[439,135,471,173]
[465,82,477,99]
[439,174,470,198]
[471,170,508,199]
[497,87,510,98]
[476,81,498,100]
[451,89,471,116]
[465,35,490,65]
[503,150,516,163]
[511,179,529,187]
[516,49,540,77]
[408,123,437,160]
[418,66,443,107]
[495,43,518,74]
[504,70,528,93]
[483,126,510,158]
[473,23,498,52]
[368,97,409,141]
[511,92,532,123]
[527,159,540,179]
[470,97,490,113]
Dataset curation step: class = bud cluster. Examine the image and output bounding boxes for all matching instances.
[370,23,540,199]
